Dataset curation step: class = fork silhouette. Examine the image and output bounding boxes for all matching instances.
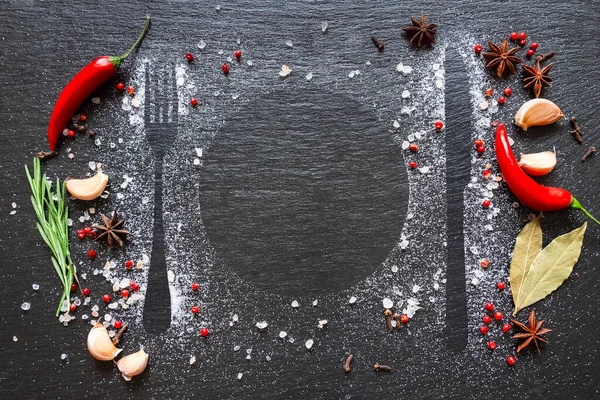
[143,62,178,333]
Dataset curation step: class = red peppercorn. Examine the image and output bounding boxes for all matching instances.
[131,281,140,292]
[116,82,125,91]
[491,120,499,127]
[125,260,134,270]
[114,321,123,329]
[82,287,90,297]
[71,283,77,291]
[126,86,135,95]
[502,323,512,333]
[200,327,209,337]
[88,249,96,259]
[121,289,129,299]
[408,161,418,169]
[485,88,493,97]
[190,97,198,107]
[530,42,539,51]
[504,87,512,97]
[434,120,444,130]
[497,282,505,290]
[480,259,489,268]
[487,341,497,351]
[409,143,419,153]
[507,355,517,366]
[83,226,92,234]
[474,139,484,147]
[70,303,77,312]
[185,52,195,63]
[526,49,535,57]
[67,129,76,138]
[78,232,86,240]
[519,39,527,46]
[518,32,527,41]
[234,50,242,61]
[509,32,518,41]
[476,146,486,154]
[498,96,506,105]
[485,302,494,312]
[222,63,230,75]
[483,315,492,324]
[191,305,200,315]
[473,44,483,54]
[479,325,489,335]
[482,199,491,208]
[400,314,409,324]
[79,113,87,122]
[494,311,503,321]
[191,282,200,291]
[102,294,111,303]
[482,169,492,180]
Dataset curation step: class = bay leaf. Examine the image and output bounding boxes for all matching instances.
[513,222,587,316]
[510,215,543,309]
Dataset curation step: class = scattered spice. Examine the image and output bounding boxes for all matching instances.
[343,354,353,373]
[373,363,392,372]
[511,310,551,353]
[482,38,523,77]
[92,210,130,248]
[582,146,596,162]
[402,14,437,48]
[522,60,553,98]
[371,35,385,52]
[392,313,402,329]
[383,309,393,332]
[536,51,556,64]
[569,117,584,144]
[36,150,59,159]
[111,322,129,345]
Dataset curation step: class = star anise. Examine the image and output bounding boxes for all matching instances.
[483,38,523,78]
[522,60,553,98]
[402,14,438,48]
[92,211,129,248]
[511,310,551,353]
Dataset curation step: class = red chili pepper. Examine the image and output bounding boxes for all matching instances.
[495,123,599,224]
[47,15,150,151]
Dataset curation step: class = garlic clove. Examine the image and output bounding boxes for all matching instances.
[116,347,149,381]
[518,151,557,176]
[514,98,564,131]
[65,165,109,201]
[87,322,122,361]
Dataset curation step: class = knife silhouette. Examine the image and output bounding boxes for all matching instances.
[444,47,471,352]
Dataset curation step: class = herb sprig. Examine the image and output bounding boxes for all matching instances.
[25,157,76,316]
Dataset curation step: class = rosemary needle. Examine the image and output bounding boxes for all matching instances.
[25,157,76,316]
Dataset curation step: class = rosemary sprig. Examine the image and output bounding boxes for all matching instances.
[25,157,76,316]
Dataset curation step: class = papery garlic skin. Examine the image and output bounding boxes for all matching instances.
[65,165,109,201]
[519,151,557,176]
[117,347,149,381]
[514,99,564,131]
[87,322,122,361]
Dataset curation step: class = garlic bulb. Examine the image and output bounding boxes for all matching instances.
[518,151,557,176]
[514,98,564,131]
[116,347,149,381]
[65,164,109,201]
[87,322,122,361]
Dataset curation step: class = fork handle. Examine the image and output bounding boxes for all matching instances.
[142,156,172,333]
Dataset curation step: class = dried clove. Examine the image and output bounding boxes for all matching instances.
[343,354,353,373]
[535,51,556,64]
[36,150,59,159]
[87,129,96,137]
[582,147,596,162]
[373,363,392,372]
[111,322,129,346]
[383,309,393,332]
[392,313,402,330]
[569,117,583,144]
[371,35,385,52]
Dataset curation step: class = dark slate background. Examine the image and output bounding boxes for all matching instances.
[1,0,600,398]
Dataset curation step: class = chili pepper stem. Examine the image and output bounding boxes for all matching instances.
[570,197,600,225]
[109,14,151,69]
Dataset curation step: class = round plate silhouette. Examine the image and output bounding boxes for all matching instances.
[199,88,408,297]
